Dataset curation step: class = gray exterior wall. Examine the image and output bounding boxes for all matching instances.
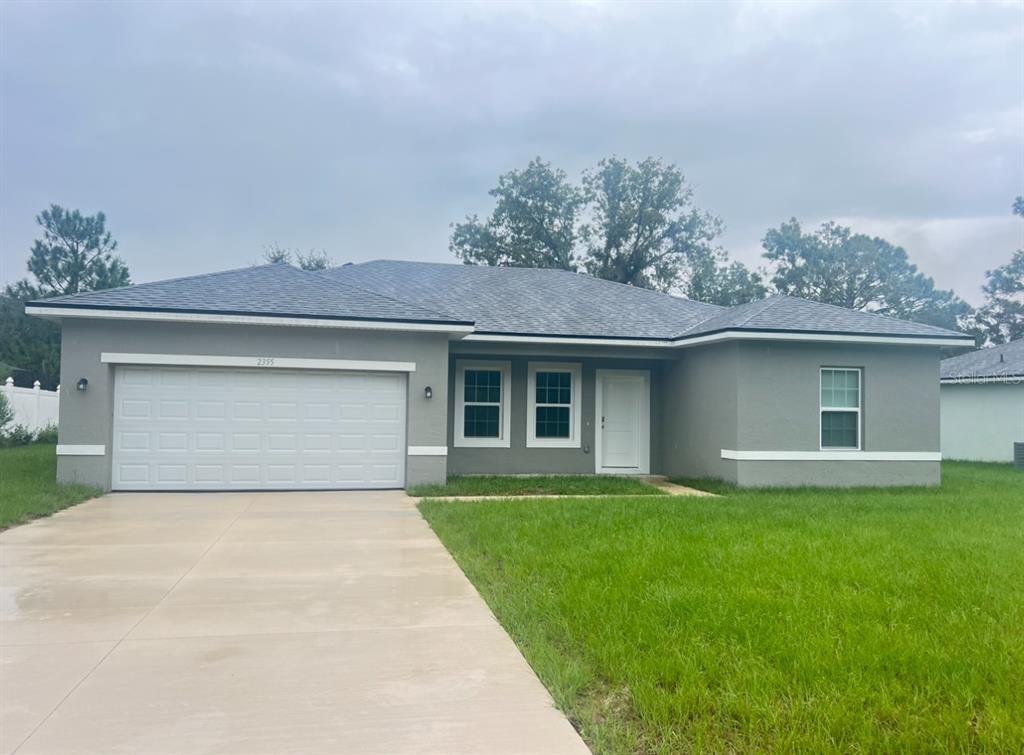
[661,341,943,487]
[56,318,450,489]
[660,342,740,482]
[446,351,666,475]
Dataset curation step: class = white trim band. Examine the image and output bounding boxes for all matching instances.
[463,329,973,349]
[679,331,973,349]
[101,353,416,372]
[407,446,448,456]
[56,444,106,456]
[27,306,474,335]
[721,449,941,462]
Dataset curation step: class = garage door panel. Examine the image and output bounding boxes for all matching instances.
[112,366,406,490]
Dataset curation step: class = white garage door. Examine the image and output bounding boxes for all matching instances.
[112,366,406,490]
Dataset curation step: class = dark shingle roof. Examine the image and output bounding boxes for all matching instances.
[681,295,965,340]
[324,260,723,339]
[29,263,468,325]
[941,339,1024,380]
[29,259,973,343]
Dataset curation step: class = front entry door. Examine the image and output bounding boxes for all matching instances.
[596,370,650,474]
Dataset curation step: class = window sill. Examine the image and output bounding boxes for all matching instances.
[453,438,512,449]
[526,438,581,449]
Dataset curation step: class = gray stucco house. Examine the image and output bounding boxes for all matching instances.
[27,260,973,491]
[940,339,1023,462]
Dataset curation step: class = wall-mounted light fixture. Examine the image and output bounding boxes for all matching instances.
[76,378,89,392]
[424,386,433,399]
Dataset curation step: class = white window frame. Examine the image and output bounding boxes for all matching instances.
[819,367,862,451]
[454,360,511,448]
[526,362,582,448]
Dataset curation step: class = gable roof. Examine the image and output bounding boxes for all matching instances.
[941,339,1024,381]
[27,259,973,346]
[27,263,471,327]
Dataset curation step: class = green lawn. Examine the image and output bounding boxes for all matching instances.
[0,444,100,529]
[420,462,1024,753]
[409,474,665,497]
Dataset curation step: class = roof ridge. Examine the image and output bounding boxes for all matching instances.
[734,296,782,329]
[572,270,724,310]
[305,268,467,323]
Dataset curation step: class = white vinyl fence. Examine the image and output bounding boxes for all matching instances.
[3,378,60,432]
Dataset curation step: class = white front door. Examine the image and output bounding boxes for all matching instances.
[596,370,650,474]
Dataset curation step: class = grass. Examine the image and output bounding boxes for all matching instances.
[420,462,1024,753]
[0,443,100,528]
[409,474,665,497]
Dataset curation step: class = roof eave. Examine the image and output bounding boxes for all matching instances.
[24,304,475,335]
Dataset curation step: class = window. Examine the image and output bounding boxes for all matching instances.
[820,368,861,450]
[455,361,510,447]
[527,363,581,448]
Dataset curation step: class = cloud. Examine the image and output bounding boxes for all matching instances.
[0,0,1020,311]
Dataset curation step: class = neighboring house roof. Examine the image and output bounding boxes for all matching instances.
[27,263,471,327]
[27,259,973,345]
[941,339,1024,381]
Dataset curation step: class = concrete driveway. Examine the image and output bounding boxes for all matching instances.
[1,491,588,755]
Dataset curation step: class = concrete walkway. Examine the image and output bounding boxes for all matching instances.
[421,476,715,502]
[1,491,589,755]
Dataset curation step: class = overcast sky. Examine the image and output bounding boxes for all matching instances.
[1,0,1021,305]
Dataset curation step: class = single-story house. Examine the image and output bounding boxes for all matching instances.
[27,260,974,490]
[940,339,1023,462]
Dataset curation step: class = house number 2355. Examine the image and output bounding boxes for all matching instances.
[256,357,275,367]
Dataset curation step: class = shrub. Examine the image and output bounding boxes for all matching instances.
[35,423,58,444]
[0,392,13,433]
[0,423,35,447]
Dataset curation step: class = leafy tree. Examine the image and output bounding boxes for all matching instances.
[683,246,768,306]
[1,206,129,388]
[451,156,762,303]
[972,199,1024,344]
[24,205,129,296]
[260,244,333,270]
[762,218,971,330]
[580,157,727,292]
[451,158,582,269]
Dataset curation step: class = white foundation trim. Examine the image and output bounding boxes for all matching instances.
[27,306,474,334]
[407,446,448,456]
[56,444,106,456]
[721,449,941,462]
[101,353,416,372]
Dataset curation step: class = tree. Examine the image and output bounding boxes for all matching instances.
[683,246,768,306]
[1,206,129,388]
[451,158,582,269]
[580,157,727,292]
[24,205,129,296]
[972,198,1024,344]
[762,218,971,330]
[451,156,763,303]
[260,244,333,270]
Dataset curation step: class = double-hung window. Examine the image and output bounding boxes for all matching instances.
[527,363,581,448]
[455,361,511,447]
[820,367,861,450]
